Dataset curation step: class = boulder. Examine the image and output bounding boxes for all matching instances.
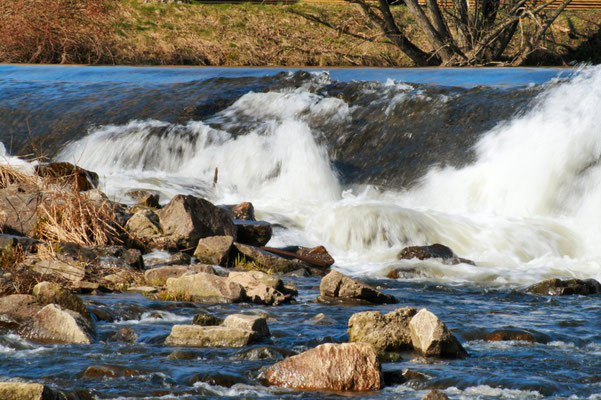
[484,328,550,343]
[164,325,260,347]
[234,220,272,247]
[33,282,89,320]
[165,272,244,303]
[229,202,255,221]
[222,314,270,338]
[35,162,98,192]
[234,243,299,274]
[126,190,160,208]
[0,184,42,236]
[295,245,335,268]
[525,278,601,296]
[125,209,162,239]
[398,243,475,265]
[409,309,467,359]
[192,312,222,326]
[319,270,397,305]
[227,271,296,305]
[193,236,234,266]
[348,307,417,352]
[144,266,190,286]
[423,389,450,400]
[157,195,237,249]
[0,382,71,400]
[264,343,382,391]
[0,294,43,324]
[188,371,250,387]
[18,304,94,344]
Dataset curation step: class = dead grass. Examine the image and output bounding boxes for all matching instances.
[0,165,38,189]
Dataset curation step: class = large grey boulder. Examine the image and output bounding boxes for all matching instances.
[526,278,601,296]
[157,195,237,249]
[164,325,260,347]
[227,271,296,305]
[18,304,94,344]
[264,343,382,391]
[193,235,234,266]
[165,272,244,303]
[348,307,417,352]
[409,309,467,359]
[319,270,397,305]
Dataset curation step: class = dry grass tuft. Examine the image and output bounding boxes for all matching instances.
[35,192,127,247]
[0,164,38,189]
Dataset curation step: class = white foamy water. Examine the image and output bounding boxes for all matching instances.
[57,66,601,286]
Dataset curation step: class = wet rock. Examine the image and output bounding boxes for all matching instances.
[319,270,397,305]
[235,346,294,361]
[35,162,98,192]
[229,202,256,221]
[192,312,223,326]
[0,294,43,324]
[307,313,336,325]
[526,278,601,296]
[348,307,417,352]
[157,194,237,249]
[0,382,71,400]
[167,350,198,360]
[234,220,272,247]
[188,371,250,387]
[125,209,162,239]
[193,235,234,266]
[484,328,551,343]
[423,389,450,400]
[19,304,94,344]
[264,342,382,391]
[398,243,475,265]
[107,327,137,343]
[403,369,429,381]
[126,190,160,208]
[222,314,270,338]
[296,245,335,268]
[233,243,299,274]
[83,365,141,378]
[164,325,260,347]
[0,184,42,236]
[33,281,89,320]
[166,272,244,303]
[144,266,189,286]
[227,271,296,305]
[409,309,467,359]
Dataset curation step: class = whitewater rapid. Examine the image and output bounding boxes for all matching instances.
[45,66,601,285]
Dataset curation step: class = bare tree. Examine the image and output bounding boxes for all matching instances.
[347,0,573,66]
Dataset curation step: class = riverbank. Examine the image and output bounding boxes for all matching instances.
[0,0,599,66]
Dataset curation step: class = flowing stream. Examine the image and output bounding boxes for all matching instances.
[1,64,601,399]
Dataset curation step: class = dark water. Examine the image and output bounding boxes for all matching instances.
[1,65,600,400]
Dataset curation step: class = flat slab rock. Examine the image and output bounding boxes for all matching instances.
[164,325,260,348]
[263,342,382,391]
[319,270,397,305]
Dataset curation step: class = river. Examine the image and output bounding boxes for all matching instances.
[1,64,600,399]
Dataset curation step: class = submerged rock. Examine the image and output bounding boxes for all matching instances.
[188,371,250,387]
[398,243,475,265]
[526,278,601,296]
[107,327,137,343]
[409,309,467,359]
[193,235,234,266]
[83,365,141,378]
[423,389,450,400]
[19,304,94,344]
[234,346,295,361]
[264,342,382,391]
[348,307,417,352]
[157,194,237,249]
[319,270,397,305]
[166,272,244,303]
